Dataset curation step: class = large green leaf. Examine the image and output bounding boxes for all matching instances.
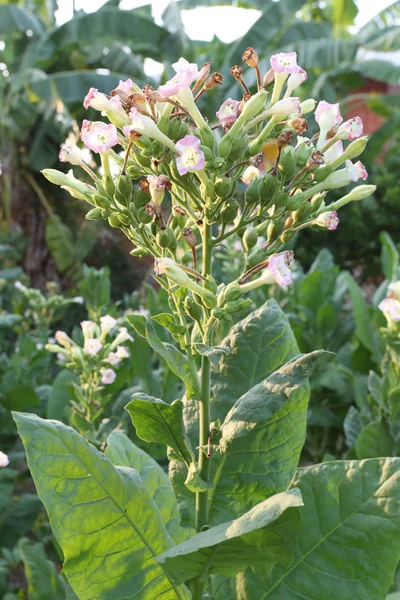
[156,489,303,583]
[208,351,326,525]
[13,412,190,600]
[46,369,79,421]
[355,420,394,459]
[0,5,44,36]
[126,394,193,466]
[105,430,191,544]
[18,537,66,600]
[32,9,181,66]
[240,459,400,599]
[358,59,400,85]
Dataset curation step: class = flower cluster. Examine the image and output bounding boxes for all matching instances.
[47,316,132,385]
[42,47,375,310]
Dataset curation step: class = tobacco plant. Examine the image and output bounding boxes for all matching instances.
[10,48,400,600]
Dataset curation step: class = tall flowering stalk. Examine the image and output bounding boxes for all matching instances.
[40,48,380,599]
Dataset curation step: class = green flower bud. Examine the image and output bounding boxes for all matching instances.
[293,201,313,224]
[155,258,217,308]
[286,191,305,211]
[184,295,203,322]
[225,298,253,314]
[295,142,314,167]
[278,146,296,179]
[108,213,122,228]
[258,174,280,207]
[135,153,151,169]
[137,207,153,224]
[220,198,239,224]
[280,229,295,243]
[117,213,131,226]
[267,217,285,243]
[85,208,103,220]
[93,194,110,209]
[311,192,326,212]
[243,228,258,252]
[215,176,233,198]
[245,178,260,205]
[126,164,141,179]
[274,191,289,208]
[156,227,175,249]
[115,174,133,207]
[327,184,377,211]
[134,189,149,209]
[102,175,115,197]
[130,247,149,257]
[218,283,243,305]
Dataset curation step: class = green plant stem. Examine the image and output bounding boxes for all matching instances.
[195,220,213,535]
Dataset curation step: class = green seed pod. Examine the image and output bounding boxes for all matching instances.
[102,175,115,197]
[245,178,260,205]
[279,146,296,179]
[200,179,215,200]
[93,194,110,209]
[117,213,131,226]
[184,295,203,322]
[85,208,103,220]
[295,142,314,167]
[116,174,133,207]
[199,126,215,151]
[135,153,151,169]
[280,229,295,243]
[204,276,218,295]
[293,201,313,224]
[220,198,239,224]
[134,189,150,209]
[137,207,153,224]
[286,191,305,211]
[218,134,235,158]
[258,174,280,207]
[274,191,289,208]
[246,247,267,269]
[243,228,258,252]
[101,208,111,218]
[213,157,226,171]
[267,217,285,243]
[156,227,175,249]
[130,247,149,257]
[108,213,122,228]
[126,164,141,179]
[311,192,325,212]
[215,176,233,199]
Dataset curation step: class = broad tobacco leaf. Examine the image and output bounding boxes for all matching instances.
[13,412,190,600]
[171,300,299,526]
[208,351,327,524]
[238,459,400,599]
[18,537,66,600]
[105,430,192,544]
[156,489,303,584]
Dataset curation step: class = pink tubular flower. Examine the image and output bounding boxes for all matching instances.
[147,174,167,203]
[81,320,96,340]
[84,87,98,109]
[315,211,340,230]
[81,120,118,153]
[84,338,102,356]
[123,108,176,151]
[262,251,294,287]
[100,315,117,333]
[100,368,117,385]
[159,57,201,97]
[107,352,121,366]
[270,52,298,74]
[354,160,368,180]
[216,98,240,127]
[116,345,130,359]
[114,79,134,95]
[379,298,400,322]
[324,140,344,163]
[337,116,363,141]
[285,67,307,97]
[0,451,9,467]
[175,135,205,176]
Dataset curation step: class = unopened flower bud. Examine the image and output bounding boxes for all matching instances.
[192,62,212,93]
[265,97,301,117]
[262,68,274,88]
[155,258,216,308]
[242,47,259,69]
[243,228,258,252]
[300,99,316,114]
[327,184,377,210]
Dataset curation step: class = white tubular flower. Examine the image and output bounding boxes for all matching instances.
[55,331,75,350]
[379,298,400,323]
[336,117,363,141]
[42,169,95,200]
[83,88,129,128]
[324,140,344,163]
[116,346,130,359]
[84,338,102,356]
[107,352,121,366]
[100,368,117,385]
[81,320,97,340]
[315,101,343,149]
[241,166,260,185]
[265,97,301,117]
[123,108,176,152]
[100,315,118,333]
[0,451,9,467]
[59,145,85,166]
[109,327,134,350]
[261,251,294,287]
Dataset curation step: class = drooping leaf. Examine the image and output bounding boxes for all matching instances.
[193,343,231,367]
[105,430,192,544]
[126,394,194,466]
[18,537,66,600]
[207,351,327,525]
[13,412,190,600]
[241,458,400,599]
[156,489,303,583]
